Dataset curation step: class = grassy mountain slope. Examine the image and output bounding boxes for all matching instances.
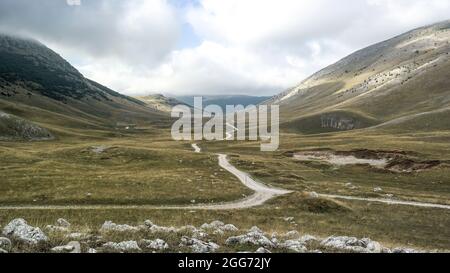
[269,20,450,134]
[0,34,169,139]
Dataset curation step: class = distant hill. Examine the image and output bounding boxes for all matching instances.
[175,95,271,111]
[135,94,190,113]
[0,34,168,139]
[267,20,450,134]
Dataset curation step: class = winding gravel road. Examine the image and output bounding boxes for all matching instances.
[0,143,449,211]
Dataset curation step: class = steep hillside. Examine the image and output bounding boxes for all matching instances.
[269,20,450,133]
[0,34,168,138]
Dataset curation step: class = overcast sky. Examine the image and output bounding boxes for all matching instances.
[0,0,449,96]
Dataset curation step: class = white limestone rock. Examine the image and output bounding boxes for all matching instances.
[2,219,48,245]
[179,236,219,253]
[140,239,169,251]
[102,241,142,253]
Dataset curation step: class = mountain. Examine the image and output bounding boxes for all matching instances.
[135,94,190,113]
[175,95,271,110]
[0,34,168,138]
[268,20,450,134]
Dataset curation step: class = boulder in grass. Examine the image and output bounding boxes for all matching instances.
[2,219,48,245]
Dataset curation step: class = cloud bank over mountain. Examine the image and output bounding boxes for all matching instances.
[0,0,449,95]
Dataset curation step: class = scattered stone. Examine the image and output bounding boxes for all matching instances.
[392,248,419,253]
[45,225,69,233]
[177,225,198,233]
[150,225,178,234]
[222,224,239,232]
[65,232,92,241]
[226,229,275,248]
[320,236,382,253]
[56,218,71,228]
[100,221,139,233]
[0,248,8,253]
[255,247,271,253]
[179,236,219,253]
[51,241,81,253]
[0,237,12,251]
[374,187,383,193]
[283,217,295,222]
[200,221,238,234]
[91,146,108,154]
[142,220,179,234]
[144,220,154,228]
[309,192,319,198]
[2,219,48,245]
[88,248,97,253]
[284,231,300,239]
[102,241,142,253]
[140,239,169,251]
[279,240,307,253]
[300,235,317,243]
[248,226,263,234]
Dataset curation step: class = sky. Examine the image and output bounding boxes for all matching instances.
[0,0,449,96]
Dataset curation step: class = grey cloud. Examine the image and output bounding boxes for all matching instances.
[0,0,180,66]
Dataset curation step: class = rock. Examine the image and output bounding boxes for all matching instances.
[192,230,209,239]
[177,225,198,234]
[88,248,97,253]
[201,221,225,230]
[392,248,419,253]
[255,247,271,253]
[141,220,178,233]
[300,235,317,243]
[309,192,319,198]
[283,217,295,222]
[149,225,177,234]
[0,248,7,254]
[200,221,238,234]
[222,224,239,232]
[179,236,219,253]
[248,226,263,234]
[144,220,154,228]
[140,239,169,251]
[284,231,300,239]
[226,230,275,248]
[102,241,142,253]
[56,218,71,228]
[374,187,383,193]
[320,236,382,253]
[279,240,307,253]
[66,232,91,241]
[213,229,224,236]
[51,241,81,253]
[45,225,69,233]
[2,218,48,245]
[0,237,12,251]
[100,221,139,233]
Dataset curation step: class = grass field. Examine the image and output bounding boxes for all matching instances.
[1,127,449,251]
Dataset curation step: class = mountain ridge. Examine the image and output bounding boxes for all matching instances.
[267,20,450,133]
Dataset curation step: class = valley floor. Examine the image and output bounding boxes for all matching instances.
[1,128,450,252]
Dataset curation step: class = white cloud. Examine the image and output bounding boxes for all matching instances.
[1,0,449,96]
